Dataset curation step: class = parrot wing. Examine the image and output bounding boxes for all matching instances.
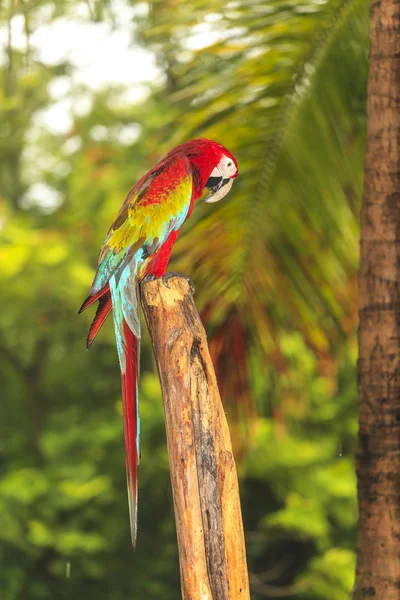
[90,152,194,295]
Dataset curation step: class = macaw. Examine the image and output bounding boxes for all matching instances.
[79,138,238,547]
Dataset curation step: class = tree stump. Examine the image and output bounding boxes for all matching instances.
[141,276,250,600]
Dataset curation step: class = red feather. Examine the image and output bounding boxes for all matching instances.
[86,291,112,349]
[78,284,110,314]
[121,319,140,548]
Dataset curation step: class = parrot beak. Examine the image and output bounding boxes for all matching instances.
[205,176,234,204]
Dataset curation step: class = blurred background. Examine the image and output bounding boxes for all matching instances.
[0,0,368,597]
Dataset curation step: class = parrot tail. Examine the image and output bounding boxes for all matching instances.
[109,268,141,549]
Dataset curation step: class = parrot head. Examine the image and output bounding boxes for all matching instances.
[203,150,238,204]
[167,138,238,203]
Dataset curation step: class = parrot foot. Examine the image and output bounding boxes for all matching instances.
[162,272,195,295]
[141,274,158,284]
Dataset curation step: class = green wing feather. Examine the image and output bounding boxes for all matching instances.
[90,153,193,294]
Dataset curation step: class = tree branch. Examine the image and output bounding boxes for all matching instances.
[141,276,249,600]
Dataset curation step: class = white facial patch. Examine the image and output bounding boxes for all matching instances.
[216,154,237,178]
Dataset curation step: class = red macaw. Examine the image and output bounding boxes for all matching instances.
[79,138,238,547]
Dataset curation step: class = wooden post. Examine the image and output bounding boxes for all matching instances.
[141,276,250,600]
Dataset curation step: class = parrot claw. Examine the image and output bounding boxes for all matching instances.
[162,272,195,295]
[141,274,158,284]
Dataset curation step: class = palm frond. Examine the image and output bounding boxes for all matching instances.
[138,0,368,425]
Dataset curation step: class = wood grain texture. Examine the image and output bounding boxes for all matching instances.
[355,0,400,597]
[141,276,249,600]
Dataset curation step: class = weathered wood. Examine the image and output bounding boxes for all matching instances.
[141,276,250,600]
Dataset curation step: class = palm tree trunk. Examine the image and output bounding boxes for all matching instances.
[354,0,400,597]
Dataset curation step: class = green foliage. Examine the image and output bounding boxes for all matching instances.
[0,0,366,597]
[298,549,356,598]
[244,334,357,599]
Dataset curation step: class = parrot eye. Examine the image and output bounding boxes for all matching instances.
[227,161,232,167]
